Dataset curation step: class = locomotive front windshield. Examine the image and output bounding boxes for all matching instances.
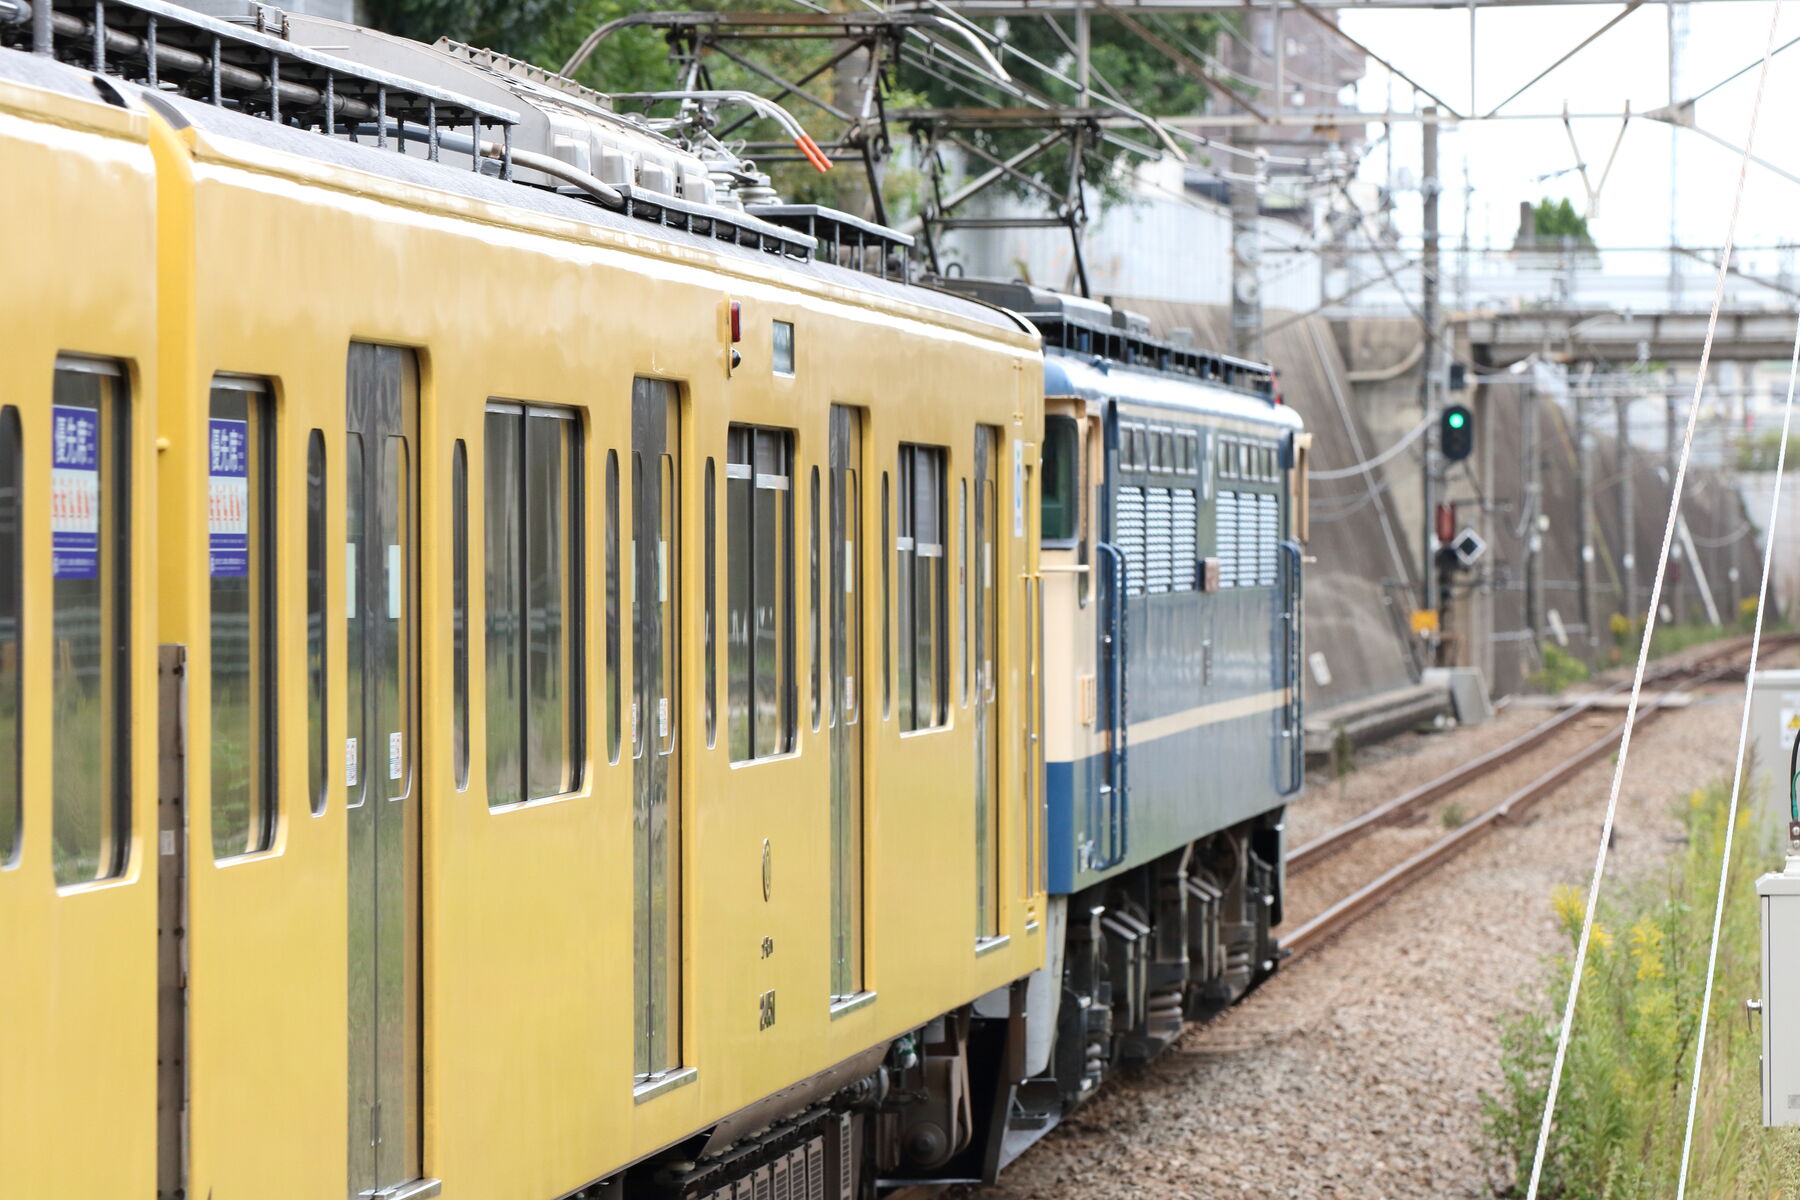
[1041,415,1079,544]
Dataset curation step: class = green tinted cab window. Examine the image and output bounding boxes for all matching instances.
[1041,416,1079,543]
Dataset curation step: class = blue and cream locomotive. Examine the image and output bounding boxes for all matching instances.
[945,281,1307,1158]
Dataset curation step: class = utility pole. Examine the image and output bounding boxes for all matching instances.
[1618,395,1637,631]
[1228,9,1263,362]
[1524,383,1542,646]
[1667,0,1687,307]
[1575,374,1596,653]
[1667,378,1684,624]
[1419,105,1441,620]
[1075,0,1091,105]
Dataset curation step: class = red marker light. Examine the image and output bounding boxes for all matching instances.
[730,300,742,343]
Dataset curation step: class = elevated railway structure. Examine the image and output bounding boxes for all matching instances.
[1463,306,1800,368]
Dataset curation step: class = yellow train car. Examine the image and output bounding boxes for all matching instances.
[0,42,162,1200]
[1,5,1045,1199]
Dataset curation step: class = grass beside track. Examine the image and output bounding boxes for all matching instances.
[1483,778,1800,1198]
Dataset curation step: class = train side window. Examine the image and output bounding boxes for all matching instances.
[809,464,821,734]
[484,404,584,807]
[897,444,948,731]
[209,378,276,859]
[50,359,130,885]
[727,425,796,762]
[1041,416,1079,545]
[0,407,19,866]
[306,430,328,814]
[606,449,621,764]
[959,476,969,707]
[704,456,717,749]
[880,471,890,720]
[1293,437,1311,544]
[451,439,469,791]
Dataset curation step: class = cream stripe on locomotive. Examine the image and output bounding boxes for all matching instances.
[1114,687,1294,749]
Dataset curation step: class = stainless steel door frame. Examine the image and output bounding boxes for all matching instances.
[345,344,423,1198]
[973,427,1000,940]
[828,406,863,999]
[632,380,682,1080]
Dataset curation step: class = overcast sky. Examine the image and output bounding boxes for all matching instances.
[1337,0,1800,277]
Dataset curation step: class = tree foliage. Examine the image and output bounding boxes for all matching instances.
[357,1,1225,216]
[899,11,1226,208]
[1533,196,1594,246]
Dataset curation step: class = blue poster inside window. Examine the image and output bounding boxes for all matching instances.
[209,418,250,578]
[51,405,100,580]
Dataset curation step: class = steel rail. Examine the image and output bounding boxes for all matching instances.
[1280,647,1773,959]
[1288,692,1617,872]
[1283,701,1678,959]
[1285,638,1781,874]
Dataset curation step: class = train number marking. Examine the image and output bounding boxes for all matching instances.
[758,990,776,1031]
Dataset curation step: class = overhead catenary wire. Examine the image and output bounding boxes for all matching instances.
[1307,416,1430,480]
[1672,303,1800,1199]
[1522,7,1784,1198]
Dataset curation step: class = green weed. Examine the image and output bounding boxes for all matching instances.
[1482,781,1800,1198]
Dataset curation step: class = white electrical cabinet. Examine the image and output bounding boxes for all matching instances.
[1748,672,1800,856]
[1759,863,1800,1126]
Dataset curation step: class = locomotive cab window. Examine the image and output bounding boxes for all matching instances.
[209,376,277,860]
[1041,415,1079,546]
[50,358,131,886]
[897,444,948,731]
[727,425,796,762]
[484,403,584,807]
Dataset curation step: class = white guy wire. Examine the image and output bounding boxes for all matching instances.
[1522,5,1784,1197]
[1307,416,1430,480]
[1673,308,1800,1199]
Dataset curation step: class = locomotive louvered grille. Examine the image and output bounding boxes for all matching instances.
[1216,490,1278,589]
[1145,487,1173,593]
[1116,485,1146,596]
[1216,491,1239,588]
[1257,493,1279,586]
[1240,492,1261,587]
[1173,488,1197,589]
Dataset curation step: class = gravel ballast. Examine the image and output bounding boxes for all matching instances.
[969,668,1770,1200]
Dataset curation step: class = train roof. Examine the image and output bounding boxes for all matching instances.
[1043,352,1304,432]
[932,278,1299,432]
[153,84,1022,330]
[0,3,1030,339]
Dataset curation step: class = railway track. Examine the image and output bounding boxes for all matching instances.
[1280,637,1792,959]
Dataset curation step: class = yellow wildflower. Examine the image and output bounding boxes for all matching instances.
[1629,918,1665,981]
[1552,884,1585,936]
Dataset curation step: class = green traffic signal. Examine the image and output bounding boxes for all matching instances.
[1441,404,1474,462]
